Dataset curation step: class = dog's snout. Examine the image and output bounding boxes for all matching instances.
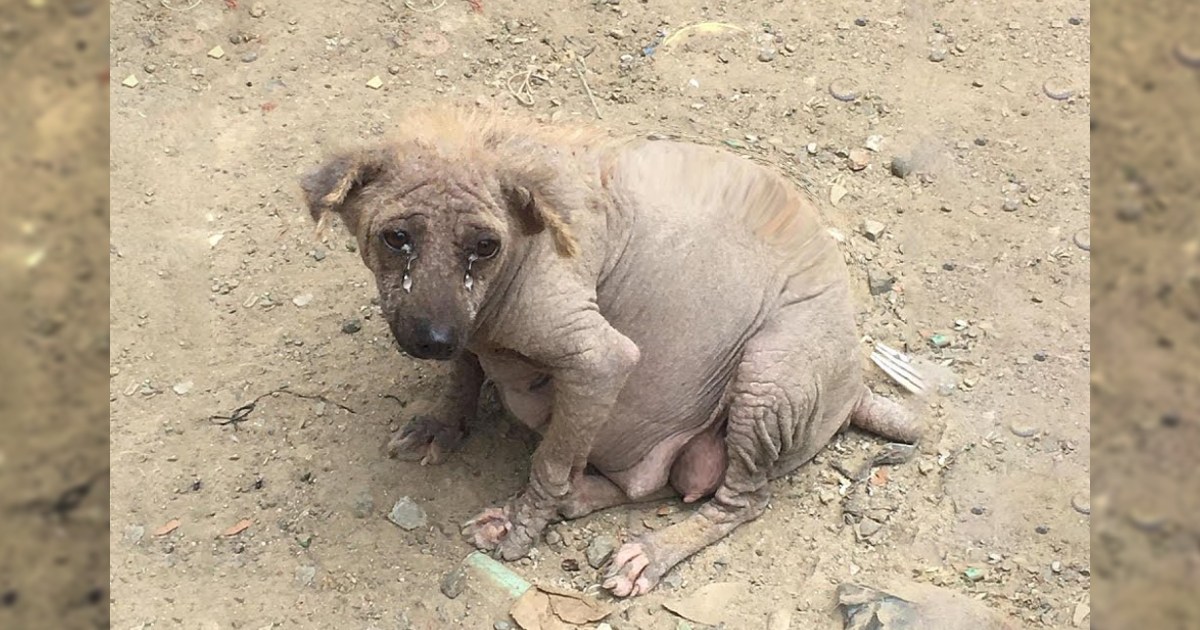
[411,319,457,360]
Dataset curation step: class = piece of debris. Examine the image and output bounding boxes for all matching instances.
[830,183,849,206]
[837,581,1017,629]
[207,45,225,59]
[889,157,912,178]
[658,22,746,52]
[829,78,860,102]
[292,293,313,307]
[860,220,886,242]
[662,582,746,626]
[867,269,895,295]
[366,75,384,89]
[153,519,180,536]
[342,318,363,334]
[511,583,614,630]
[122,74,139,88]
[440,565,467,599]
[222,519,252,536]
[172,381,193,396]
[586,535,617,569]
[848,149,870,171]
[386,496,427,530]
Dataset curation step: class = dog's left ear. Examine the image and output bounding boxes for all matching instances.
[502,178,580,258]
[301,148,390,234]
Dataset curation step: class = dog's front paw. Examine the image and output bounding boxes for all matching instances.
[462,496,553,561]
[386,414,465,466]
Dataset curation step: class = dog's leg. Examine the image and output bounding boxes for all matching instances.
[464,310,639,560]
[386,352,483,465]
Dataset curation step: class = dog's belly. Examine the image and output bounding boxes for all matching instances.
[477,353,553,431]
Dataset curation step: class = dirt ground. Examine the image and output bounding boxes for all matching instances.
[109,0,1091,628]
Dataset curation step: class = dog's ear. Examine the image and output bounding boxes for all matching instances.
[301,149,389,234]
[502,180,580,258]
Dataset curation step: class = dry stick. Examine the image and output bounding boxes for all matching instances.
[576,59,602,120]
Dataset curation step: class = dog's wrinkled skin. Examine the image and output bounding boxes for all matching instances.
[301,105,922,598]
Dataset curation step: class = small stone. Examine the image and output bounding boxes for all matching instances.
[122,74,139,88]
[974,137,988,146]
[963,567,985,582]
[440,566,466,599]
[586,535,617,569]
[123,524,145,544]
[864,135,883,151]
[1035,525,1049,535]
[292,293,314,307]
[1070,493,1091,515]
[387,497,427,530]
[366,75,384,89]
[207,45,226,59]
[295,565,317,586]
[1042,77,1074,100]
[172,381,193,396]
[917,460,936,475]
[928,48,947,62]
[970,506,985,515]
[388,65,401,75]
[758,47,777,62]
[1073,229,1091,251]
[341,319,362,334]
[312,248,326,261]
[866,269,895,295]
[241,51,258,63]
[889,157,912,178]
[853,17,867,27]
[1051,560,1062,573]
[861,220,886,242]
[494,622,513,630]
[828,78,860,102]
[857,518,883,538]
[1068,16,1082,25]
[1009,420,1038,438]
[249,2,266,17]
[143,63,157,74]
[847,148,870,171]
[1002,198,1021,212]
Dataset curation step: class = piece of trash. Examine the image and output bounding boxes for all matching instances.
[222,519,252,536]
[662,582,746,626]
[153,519,181,536]
[928,333,951,348]
[207,45,225,59]
[870,342,956,397]
[366,75,384,89]
[659,22,746,52]
[122,74,139,88]
[962,567,985,582]
[837,581,1017,630]
[511,583,614,630]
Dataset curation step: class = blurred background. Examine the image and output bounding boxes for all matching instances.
[1091,0,1200,627]
[0,0,109,628]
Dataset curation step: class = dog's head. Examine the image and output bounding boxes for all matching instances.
[300,132,578,361]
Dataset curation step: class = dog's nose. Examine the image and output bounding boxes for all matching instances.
[411,319,457,360]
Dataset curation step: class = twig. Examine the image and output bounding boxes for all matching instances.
[208,386,357,429]
[404,0,447,12]
[506,68,536,106]
[575,59,602,120]
[10,469,110,518]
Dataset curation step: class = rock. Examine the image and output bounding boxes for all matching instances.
[341,318,363,334]
[440,565,466,599]
[1009,420,1038,438]
[860,220,886,242]
[864,135,883,151]
[1073,229,1090,251]
[1001,198,1020,212]
[493,622,512,630]
[172,381,193,396]
[867,269,895,295]
[388,64,401,75]
[848,148,870,171]
[857,518,883,539]
[292,293,313,307]
[207,45,225,59]
[828,78,860,102]
[837,581,1017,629]
[366,76,384,90]
[758,47,777,62]
[123,524,145,545]
[889,157,912,178]
[1070,493,1091,515]
[387,496,427,530]
[122,74,139,88]
[928,49,946,62]
[241,51,258,63]
[249,2,266,17]
[586,535,617,569]
[295,565,317,586]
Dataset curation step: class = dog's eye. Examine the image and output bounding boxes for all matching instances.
[381,230,411,252]
[474,239,500,259]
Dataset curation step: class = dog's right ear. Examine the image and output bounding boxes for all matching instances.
[300,149,389,234]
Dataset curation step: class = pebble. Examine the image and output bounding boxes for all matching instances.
[860,219,887,242]
[866,269,894,295]
[292,293,314,307]
[122,74,139,88]
[1068,16,1082,25]
[295,565,317,586]
[1009,420,1038,437]
[388,65,401,75]
[207,45,225,59]
[1002,198,1021,212]
[341,318,363,334]
[858,518,883,538]
[1035,525,1050,535]
[853,17,868,27]
[828,78,860,102]
[249,2,266,17]
[387,497,427,530]
[494,622,512,630]
[1070,493,1091,515]
[1042,77,1074,100]
[143,63,157,74]
[586,535,617,569]
[1073,229,1090,251]
[928,48,947,62]
[366,76,384,90]
[847,148,870,171]
[172,381,193,396]
[889,157,912,178]
[440,565,466,599]
[864,135,883,151]
[758,48,777,62]
[123,524,145,545]
[241,51,258,63]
